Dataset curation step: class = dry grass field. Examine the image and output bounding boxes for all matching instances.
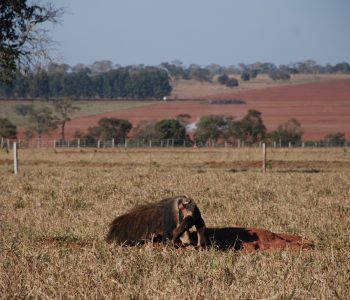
[0,147,349,299]
[0,100,155,128]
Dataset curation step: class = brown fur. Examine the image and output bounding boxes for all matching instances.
[106,195,206,246]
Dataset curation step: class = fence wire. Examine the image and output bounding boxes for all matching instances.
[1,137,349,150]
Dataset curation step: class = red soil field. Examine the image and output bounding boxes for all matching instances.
[62,79,350,140]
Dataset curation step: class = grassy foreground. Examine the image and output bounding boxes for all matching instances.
[0,147,349,299]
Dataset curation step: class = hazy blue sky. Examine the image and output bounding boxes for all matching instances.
[50,0,350,67]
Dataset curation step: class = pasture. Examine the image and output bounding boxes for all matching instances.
[0,147,349,299]
[0,100,155,128]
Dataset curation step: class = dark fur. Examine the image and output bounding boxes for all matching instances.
[106,196,206,246]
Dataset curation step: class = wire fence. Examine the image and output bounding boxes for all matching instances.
[1,137,349,150]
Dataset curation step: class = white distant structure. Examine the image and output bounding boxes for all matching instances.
[186,122,197,132]
[163,96,167,101]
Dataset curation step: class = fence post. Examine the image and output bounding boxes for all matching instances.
[149,140,152,148]
[262,143,266,173]
[1,138,3,148]
[273,141,276,148]
[53,139,56,149]
[288,141,292,148]
[302,141,305,148]
[125,139,128,149]
[13,142,18,175]
[111,138,114,148]
[97,140,101,148]
[77,138,80,148]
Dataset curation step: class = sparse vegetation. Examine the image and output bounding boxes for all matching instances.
[0,147,349,299]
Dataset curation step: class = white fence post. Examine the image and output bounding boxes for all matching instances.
[262,143,266,173]
[13,142,18,175]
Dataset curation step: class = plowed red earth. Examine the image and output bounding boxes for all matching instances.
[60,79,350,140]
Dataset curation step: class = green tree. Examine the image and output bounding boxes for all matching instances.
[226,78,239,87]
[226,116,241,143]
[195,115,228,144]
[217,74,229,85]
[155,119,186,143]
[269,70,290,81]
[269,118,303,146]
[190,68,212,82]
[239,109,266,144]
[0,1,63,83]
[0,118,17,139]
[240,72,250,81]
[324,132,346,146]
[54,99,80,141]
[176,113,191,126]
[15,104,58,140]
[133,121,159,140]
[86,118,132,141]
[30,69,50,98]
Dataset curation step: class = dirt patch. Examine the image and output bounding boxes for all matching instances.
[201,227,314,251]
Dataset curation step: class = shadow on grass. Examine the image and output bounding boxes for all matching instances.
[275,169,321,173]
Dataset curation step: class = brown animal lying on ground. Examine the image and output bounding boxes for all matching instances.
[106,195,206,247]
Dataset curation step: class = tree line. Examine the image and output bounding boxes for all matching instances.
[0,66,172,99]
[0,101,347,147]
[1,59,350,100]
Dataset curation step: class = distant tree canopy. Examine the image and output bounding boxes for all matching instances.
[133,119,187,145]
[0,118,17,139]
[155,119,187,142]
[217,74,229,85]
[195,115,230,143]
[239,109,266,143]
[324,132,346,146]
[194,111,267,144]
[0,66,172,99]
[268,70,291,81]
[15,104,58,140]
[225,78,239,87]
[54,99,80,141]
[84,118,132,142]
[269,118,303,146]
